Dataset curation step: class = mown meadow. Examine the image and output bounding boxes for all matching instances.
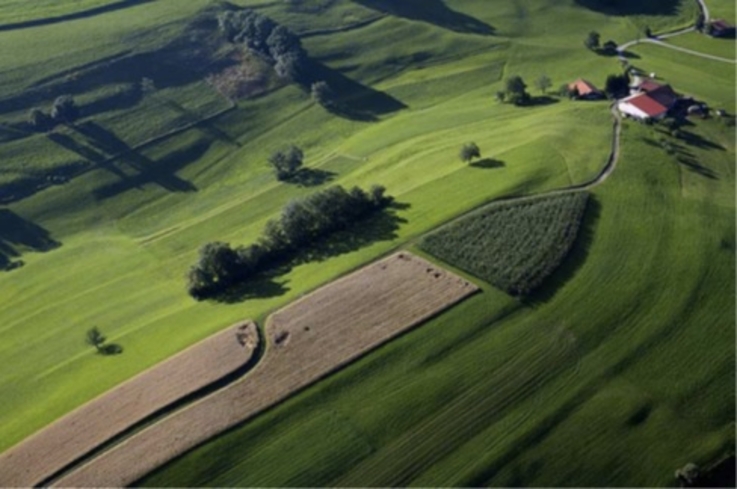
[0,0,733,485]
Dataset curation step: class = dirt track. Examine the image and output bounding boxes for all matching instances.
[0,320,258,487]
[54,252,478,487]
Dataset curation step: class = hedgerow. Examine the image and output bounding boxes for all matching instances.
[420,192,590,295]
[187,184,393,300]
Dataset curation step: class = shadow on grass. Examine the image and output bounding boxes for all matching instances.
[0,0,155,31]
[676,130,726,151]
[525,95,560,107]
[210,202,410,303]
[524,196,601,305]
[351,0,494,35]
[470,158,505,169]
[301,59,407,121]
[72,121,199,197]
[283,168,337,187]
[0,208,60,270]
[676,156,718,179]
[574,0,678,16]
[618,50,641,59]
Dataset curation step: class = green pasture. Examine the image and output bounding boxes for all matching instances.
[143,113,735,489]
[663,31,736,61]
[0,0,118,26]
[0,0,733,486]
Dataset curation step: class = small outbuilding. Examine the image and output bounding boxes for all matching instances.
[567,78,604,99]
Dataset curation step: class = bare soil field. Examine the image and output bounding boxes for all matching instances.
[54,252,478,487]
[0,321,258,487]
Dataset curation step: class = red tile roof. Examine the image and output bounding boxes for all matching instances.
[632,80,677,107]
[568,78,601,96]
[625,93,668,118]
[637,79,663,93]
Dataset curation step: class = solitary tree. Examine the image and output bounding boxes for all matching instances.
[86,327,106,353]
[51,95,79,124]
[504,75,530,105]
[311,81,336,108]
[269,145,304,180]
[28,108,51,132]
[460,142,481,163]
[584,31,601,50]
[604,73,630,98]
[535,74,552,94]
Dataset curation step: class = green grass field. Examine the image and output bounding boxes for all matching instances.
[0,0,733,486]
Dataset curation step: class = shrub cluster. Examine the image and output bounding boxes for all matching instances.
[420,192,590,296]
[187,184,393,300]
[217,8,308,82]
[29,95,80,132]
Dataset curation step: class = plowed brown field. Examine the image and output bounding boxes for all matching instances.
[0,321,258,487]
[54,252,478,487]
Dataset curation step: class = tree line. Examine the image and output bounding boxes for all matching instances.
[187,184,394,300]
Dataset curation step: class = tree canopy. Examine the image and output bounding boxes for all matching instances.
[460,142,481,163]
[268,145,304,181]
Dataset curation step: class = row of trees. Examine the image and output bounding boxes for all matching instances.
[29,95,80,132]
[217,8,308,82]
[187,184,394,299]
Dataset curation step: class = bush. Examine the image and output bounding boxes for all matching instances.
[269,145,304,180]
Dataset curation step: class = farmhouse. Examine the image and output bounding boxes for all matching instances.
[709,19,735,38]
[618,78,679,121]
[618,92,669,120]
[568,78,604,99]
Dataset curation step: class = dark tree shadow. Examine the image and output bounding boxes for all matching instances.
[47,132,126,179]
[0,209,61,270]
[619,50,641,59]
[301,59,407,121]
[295,203,408,264]
[470,158,505,169]
[210,274,291,304]
[283,168,337,187]
[676,130,726,151]
[351,0,494,35]
[0,0,156,31]
[68,121,199,198]
[523,197,601,305]
[79,84,144,118]
[100,343,124,355]
[574,0,678,16]
[676,156,719,179]
[525,96,560,107]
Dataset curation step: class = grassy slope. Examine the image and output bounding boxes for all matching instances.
[0,0,617,452]
[0,0,733,486]
[143,1,733,487]
[0,0,119,25]
[143,111,735,489]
